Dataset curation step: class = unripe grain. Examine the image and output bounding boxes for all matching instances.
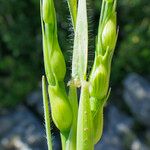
[51,42,66,82]
[48,85,72,133]
[102,14,116,51]
[104,0,113,3]
[90,64,109,100]
[43,0,55,24]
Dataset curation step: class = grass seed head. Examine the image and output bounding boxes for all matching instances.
[102,13,116,52]
[90,64,109,100]
[51,41,66,82]
[48,85,73,133]
[104,0,113,3]
[43,0,55,24]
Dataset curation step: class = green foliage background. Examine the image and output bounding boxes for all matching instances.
[0,0,149,107]
[111,0,150,85]
[0,0,42,107]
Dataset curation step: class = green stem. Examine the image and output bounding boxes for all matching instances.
[66,86,78,150]
[42,76,53,150]
[60,133,67,150]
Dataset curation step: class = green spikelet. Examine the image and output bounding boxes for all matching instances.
[48,83,72,133]
[77,81,94,150]
[41,0,118,149]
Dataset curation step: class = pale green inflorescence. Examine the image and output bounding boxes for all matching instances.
[41,0,73,135]
[41,0,118,150]
[102,14,117,52]
[48,84,72,132]
[43,0,54,24]
[89,0,118,144]
[105,0,113,3]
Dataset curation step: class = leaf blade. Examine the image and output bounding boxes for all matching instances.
[77,81,94,150]
[42,76,53,150]
[66,86,78,150]
[72,0,88,84]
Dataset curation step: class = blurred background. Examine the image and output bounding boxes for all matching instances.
[0,0,150,149]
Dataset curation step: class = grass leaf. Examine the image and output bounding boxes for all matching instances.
[72,0,88,84]
[42,76,53,150]
[66,86,78,150]
[77,81,94,150]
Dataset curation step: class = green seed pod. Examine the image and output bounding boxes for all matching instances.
[90,64,109,100]
[104,0,113,3]
[102,14,116,51]
[93,107,103,144]
[48,85,72,133]
[43,0,55,24]
[51,41,66,82]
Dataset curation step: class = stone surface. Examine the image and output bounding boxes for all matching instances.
[95,105,135,150]
[1,73,150,149]
[0,105,47,150]
[26,90,43,116]
[26,90,61,150]
[131,139,150,150]
[123,73,150,127]
[145,129,150,146]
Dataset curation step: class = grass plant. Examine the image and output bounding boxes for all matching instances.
[41,0,118,149]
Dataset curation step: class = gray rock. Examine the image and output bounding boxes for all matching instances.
[131,139,150,150]
[145,129,150,146]
[95,105,135,150]
[26,91,61,150]
[123,73,150,127]
[26,90,44,116]
[0,105,47,150]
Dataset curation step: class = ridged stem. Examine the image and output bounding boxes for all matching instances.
[42,76,53,150]
[66,86,78,150]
